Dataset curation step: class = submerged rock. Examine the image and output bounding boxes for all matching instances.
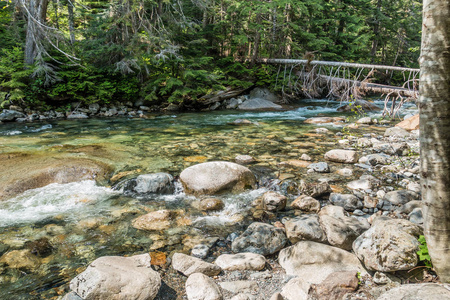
[0,154,113,201]
[180,161,256,195]
[125,173,174,195]
[69,254,161,300]
[324,149,358,164]
[132,210,172,231]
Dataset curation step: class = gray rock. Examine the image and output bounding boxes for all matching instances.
[324,149,358,164]
[232,222,287,255]
[377,283,450,300]
[362,154,391,166]
[373,142,409,156]
[69,254,161,300]
[215,253,266,271]
[172,253,221,277]
[329,193,363,211]
[347,179,372,191]
[319,215,360,250]
[219,281,258,294]
[352,217,422,272]
[0,109,25,121]
[299,180,332,198]
[235,155,254,164]
[185,273,223,300]
[180,161,256,195]
[308,162,330,173]
[384,190,419,205]
[262,191,287,211]
[127,173,175,195]
[408,207,423,224]
[357,138,373,148]
[238,98,282,110]
[67,112,89,119]
[279,241,368,285]
[226,98,243,109]
[384,127,411,138]
[89,103,100,114]
[290,195,320,213]
[284,214,327,244]
[249,87,279,102]
[396,200,422,214]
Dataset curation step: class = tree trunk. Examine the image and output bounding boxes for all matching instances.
[419,0,450,283]
[24,0,50,65]
[68,1,75,44]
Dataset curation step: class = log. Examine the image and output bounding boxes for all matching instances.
[197,87,251,105]
[258,58,420,73]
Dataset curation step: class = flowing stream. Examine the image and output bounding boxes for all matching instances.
[0,99,417,299]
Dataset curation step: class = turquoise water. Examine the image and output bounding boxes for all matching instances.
[0,100,395,299]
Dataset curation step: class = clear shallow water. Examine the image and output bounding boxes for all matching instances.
[0,99,414,299]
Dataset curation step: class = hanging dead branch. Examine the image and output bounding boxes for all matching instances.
[262,58,420,117]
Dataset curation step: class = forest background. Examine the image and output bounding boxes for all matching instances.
[0,0,422,111]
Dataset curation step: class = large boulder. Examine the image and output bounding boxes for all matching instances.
[352,217,422,272]
[69,254,161,300]
[180,161,256,195]
[238,98,282,110]
[232,222,287,255]
[324,150,358,164]
[0,154,113,201]
[0,109,26,121]
[308,271,359,300]
[384,190,419,205]
[377,283,450,300]
[278,241,368,285]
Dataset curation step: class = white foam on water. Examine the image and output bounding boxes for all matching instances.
[193,188,268,227]
[30,124,53,132]
[2,130,23,136]
[0,180,119,227]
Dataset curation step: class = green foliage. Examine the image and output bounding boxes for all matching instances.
[0,47,31,107]
[0,0,422,108]
[417,235,433,268]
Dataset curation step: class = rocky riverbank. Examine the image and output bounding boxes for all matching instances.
[45,115,448,299]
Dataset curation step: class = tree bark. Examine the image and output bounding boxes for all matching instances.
[419,0,450,283]
[68,0,75,44]
[24,0,50,65]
